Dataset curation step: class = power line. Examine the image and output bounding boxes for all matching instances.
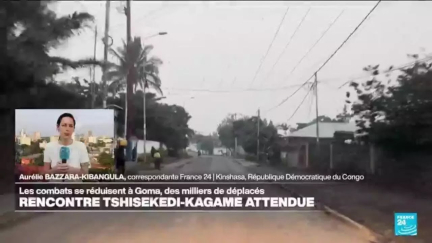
[249,6,290,87]
[306,89,315,118]
[310,1,381,76]
[164,83,305,93]
[337,55,432,89]
[260,8,311,87]
[263,81,312,113]
[260,9,339,115]
[110,3,183,32]
[257,55,432,116]
[287,84,314,122]
[284,9,345,81]
[266,1,381,112]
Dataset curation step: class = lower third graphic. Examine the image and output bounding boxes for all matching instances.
[394,213,417,236]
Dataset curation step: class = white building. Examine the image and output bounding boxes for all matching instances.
[88,136,97,143]
[19,136,31,146]
[101,138,113,144]
[213,147,228,155]
[32,132,41,141]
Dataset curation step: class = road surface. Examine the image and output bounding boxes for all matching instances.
[0,156,374,243]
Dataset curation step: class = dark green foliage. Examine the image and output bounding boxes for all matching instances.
[348,56,432,152]
[1,1,192,191]
[98,152,114,167]
[192,134,215,155]
[217,114,279,156]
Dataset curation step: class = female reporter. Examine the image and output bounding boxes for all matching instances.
[43,113,90,177]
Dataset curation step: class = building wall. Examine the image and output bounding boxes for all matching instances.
[33,132,41,141]
[19,137,31,146]
[213,147,228,155]
[88,136,97,143]
[287,136,333,145]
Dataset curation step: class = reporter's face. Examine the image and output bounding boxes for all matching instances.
[58,117,75,139]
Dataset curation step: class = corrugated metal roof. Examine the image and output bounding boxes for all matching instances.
[288,122,358,138]
[277,128,290,137]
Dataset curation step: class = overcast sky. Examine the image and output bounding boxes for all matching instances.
[50,1,432,134]
[15,109,114,137]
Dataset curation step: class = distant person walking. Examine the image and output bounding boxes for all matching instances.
[154,150,162,170]
[115,139,127,176]
[150,146,156,158]
[131,136,138,162]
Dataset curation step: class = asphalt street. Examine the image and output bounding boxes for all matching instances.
[0,156,374,243]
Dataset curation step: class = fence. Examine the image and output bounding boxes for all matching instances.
[303,142,432,190]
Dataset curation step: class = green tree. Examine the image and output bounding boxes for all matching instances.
[194,134,215,155]
[106,37,163,98]
[68,77,104,108]
[131,91,194,154]
[1,1,195,186]
[106,37,163,139]
[98,152,114,167]
[19,142,42,156]
[216,114,238,150]
[3,1,99,98]
[1,1,98,188]
[33,155,44,166]
[217,114,279,156]
[347,55,432,152]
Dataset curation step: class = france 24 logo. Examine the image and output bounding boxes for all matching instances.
[394,213,417,236]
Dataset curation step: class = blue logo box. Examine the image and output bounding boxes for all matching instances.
[394,213,417,236]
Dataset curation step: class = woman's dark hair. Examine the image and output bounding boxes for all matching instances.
[57,113,76,127]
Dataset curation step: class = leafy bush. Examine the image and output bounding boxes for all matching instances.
[98,152,114,167]
[33,154,44,166]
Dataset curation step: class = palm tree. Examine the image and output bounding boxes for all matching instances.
[56,77,103,108]
[6,2,100,84]
[106,37,163,97]
[3,1,99,187]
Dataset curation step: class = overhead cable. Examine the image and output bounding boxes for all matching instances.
[249,6,290,87]
[265,1,381,112]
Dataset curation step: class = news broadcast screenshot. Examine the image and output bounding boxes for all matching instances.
[2,1,430,243]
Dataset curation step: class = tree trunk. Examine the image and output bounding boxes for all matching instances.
[126,47,135,140]
[0,109,15,194]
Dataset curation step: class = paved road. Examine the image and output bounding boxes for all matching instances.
[0,156,373,243]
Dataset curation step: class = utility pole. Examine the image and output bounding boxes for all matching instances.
[234,137,237,158]
[257,109,260,161]
[102,0,111,109]
[314,73,320,145]
[91,26,98,109]
[143,80,147,163]
[125,0,133,141]
[233,113,237,158]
